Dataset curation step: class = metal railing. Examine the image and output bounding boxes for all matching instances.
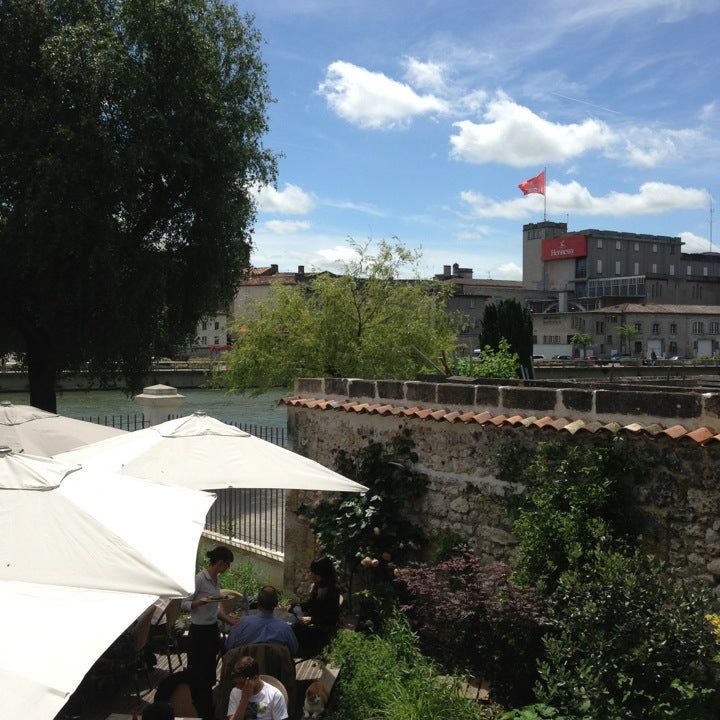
[81,413,287,554]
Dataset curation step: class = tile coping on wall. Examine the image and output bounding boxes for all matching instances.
[288,378,720,432]
[281,395,720,445]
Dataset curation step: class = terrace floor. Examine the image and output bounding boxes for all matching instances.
[61,648,323,720]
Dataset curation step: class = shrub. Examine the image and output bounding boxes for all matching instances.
[512,439,638,594]
[324,613,487,720]
[453,338,520,379]
[533,547,720,720]
[397,549,545,706]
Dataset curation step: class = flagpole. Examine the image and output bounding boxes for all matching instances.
[543,165,547,221]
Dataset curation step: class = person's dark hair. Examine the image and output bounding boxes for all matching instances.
[257,585,279,611]
[232,655,260,679]
[206,546,234,565]
[310,556,337,586]
[142,701,175,720]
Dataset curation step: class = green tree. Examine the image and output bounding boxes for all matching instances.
[570,332,592,358]
[452,337,519,379]
[224,240,459,391]
[0,0,276,410]
[618,323,636,354]
[478,298,534,378]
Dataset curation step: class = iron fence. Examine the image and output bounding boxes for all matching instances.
[81,413,287,554]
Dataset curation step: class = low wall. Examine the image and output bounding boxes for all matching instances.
[282,378,720,597]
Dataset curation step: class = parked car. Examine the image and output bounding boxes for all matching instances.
[532,354,545,360]
[552,354,573,360]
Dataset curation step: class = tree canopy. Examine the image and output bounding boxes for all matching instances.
[0,0,276,410]
[224,241,460,391]
[478,298,534,378]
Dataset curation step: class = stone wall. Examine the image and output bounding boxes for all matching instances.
[283,379,720,597]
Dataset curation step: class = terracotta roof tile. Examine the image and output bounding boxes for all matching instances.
[280,396,719,445]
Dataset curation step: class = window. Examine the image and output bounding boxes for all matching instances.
[610,315,618,323]
[616,240,622,250]
[658,283,663,297]
[711,322,720,335]
[704,267,709,277]
[670,244,676,255]
[634,262,640,274]
[596,321,604,333]
[687,265,692,275]
[652,244,658,253]
[669,340,678,355]
[615,260,621,275]
[692,321,705,335]
[543,335,561,344]
[634,242,640,251]
[607,335,613,345]
[597,259,603,274]
[670,323,677,335]
[214,321,220,330]
[597,239,603,249]
[652,323,660,335]
[214,336,220,345]
[670,264,675,275]
[201,321,207,330]
[652,263,657,273]
[201,335,207,345]
[634,323,642,332]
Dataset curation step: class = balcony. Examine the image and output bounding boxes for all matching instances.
[586,275,646,299]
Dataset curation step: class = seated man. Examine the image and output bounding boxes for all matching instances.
[226,586,299,657]
[227,656,288,720]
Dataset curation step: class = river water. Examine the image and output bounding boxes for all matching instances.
[0,388,288,427]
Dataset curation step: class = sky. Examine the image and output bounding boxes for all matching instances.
[238,0,720,280]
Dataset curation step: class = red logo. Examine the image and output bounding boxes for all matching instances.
[542,234,587,261]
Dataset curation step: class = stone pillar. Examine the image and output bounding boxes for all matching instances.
[134,384,185,426]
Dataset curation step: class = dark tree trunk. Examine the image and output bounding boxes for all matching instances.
[27,341,57,412]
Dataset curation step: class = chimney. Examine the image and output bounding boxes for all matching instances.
[452,262,460,275]
[297,265,304,274]
[270,264,279,274]
[443,265,451,276]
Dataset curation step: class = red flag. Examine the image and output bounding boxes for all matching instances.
[518,170,545,196]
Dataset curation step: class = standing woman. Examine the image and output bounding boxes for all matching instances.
[182,546,237,720]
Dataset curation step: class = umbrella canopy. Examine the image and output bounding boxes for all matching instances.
[0,447,215,720]
[1,582,158,720]
[0,401,125,455]
[0,448,214,595]
[57,412,367,493]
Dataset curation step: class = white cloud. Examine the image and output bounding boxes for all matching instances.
[679,231,714,253]
[461,180,711,219]
[314,245,361,267]
[450,92,615,166]
[700,101,716,122]
[254,183,315,215]
[493,261,522,280]
[263,220,311,235]
[403,57,447,94]
[318,60,450,129]
[450,92,705,168]
[322,198,385,216]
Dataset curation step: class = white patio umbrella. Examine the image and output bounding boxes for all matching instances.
[0,400,125,455]
[1,583,158,720]
[0,448,214,595]
[57,412,367,493]
[0,447,215,720]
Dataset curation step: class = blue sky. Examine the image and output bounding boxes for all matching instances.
[239,0,720,280]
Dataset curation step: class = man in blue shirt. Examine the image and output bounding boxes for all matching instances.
[225,586,299,657]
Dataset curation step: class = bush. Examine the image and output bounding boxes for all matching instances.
[533,547,720,720]
[324,613,488,720]
[453,338,520,379]
[397,549,545,706]
[512,439,638,594]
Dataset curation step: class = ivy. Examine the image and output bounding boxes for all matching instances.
[298,431,429,578]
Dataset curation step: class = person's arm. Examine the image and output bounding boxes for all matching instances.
[228,684,251,720]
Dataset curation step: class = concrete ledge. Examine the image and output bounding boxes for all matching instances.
[502,387,557,412]
[596,390,701,419]
[296,378,323,395]
[348,379,376,399]
[406,381,438,404]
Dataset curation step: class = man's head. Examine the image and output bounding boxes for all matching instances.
[257,585,279,612]
[232,656,261,693]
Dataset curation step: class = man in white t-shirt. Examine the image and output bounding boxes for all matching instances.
[227,656,288,720]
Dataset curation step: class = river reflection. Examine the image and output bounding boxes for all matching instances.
[0,388,288,427]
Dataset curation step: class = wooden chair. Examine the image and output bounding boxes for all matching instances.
[154,598,183,673]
